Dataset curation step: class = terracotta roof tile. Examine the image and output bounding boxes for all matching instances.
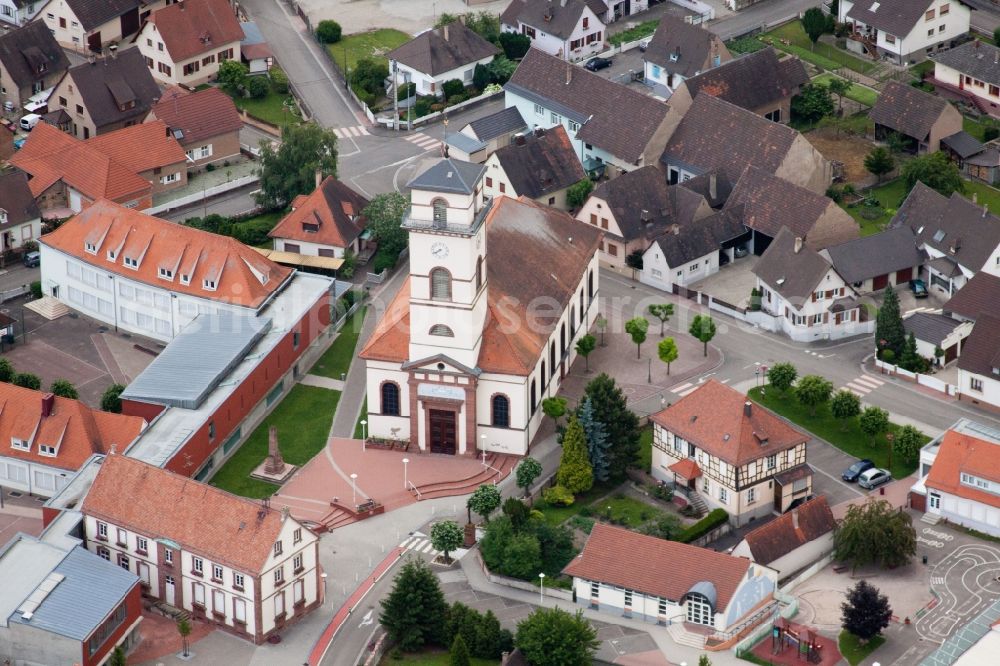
[86,121,187,174]
[926,429,1000,510]
[741,496,835,565]
[149,0,244,63]
[149,88,243,146]
[668,458,701,479]
[41,200,292,309]
[0,383,145,472]
[82,454,295,573]
[268,177,370,249]
[650,380,808,466]
[563,523,750,609]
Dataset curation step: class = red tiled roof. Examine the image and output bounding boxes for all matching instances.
[148,0,244,63]
[740,496,835,565]
[926,429,1000,509]
[41,200,292,309]
[668,458,702,479]
[0,383,145,472]
[82,454,293,573]
[150,87,243,146]
[86,121,187,174]
[268,177,370,249]
[650,380,808,466]
[563,523,751,609]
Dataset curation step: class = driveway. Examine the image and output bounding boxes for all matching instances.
[689,254,759,308]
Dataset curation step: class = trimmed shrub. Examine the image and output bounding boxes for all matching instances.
[679,508,729,543]
[245,75,270,99]
[542,485,574,506]
[441,78,465,99]
[30,281,42,299]
[315,20,342,44]
[396,81,416,101]
[269,65,289,94]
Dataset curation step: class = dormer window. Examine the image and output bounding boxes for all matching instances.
[107,250,116,260]
[85,241,97,254]
[39,444,56,456]
[11,438,29,451]
[123,256,138,269]
[203,279,217,291]
[159,268,173,280]
[302,222,319,233]
[180,274,191,285]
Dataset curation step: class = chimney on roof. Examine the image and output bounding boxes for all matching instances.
[566,62,572,85]
[744,401,752,417]
[641,209,651,225]
[791,507,800,531]
[41,393,55,417]
[709,173,717,201]
[515,133,526,146]
[534,127,545,138]
[443,24,449,41]
[671,224,680,235]
[315,169,323,190]
[281,506,290,521]
[794,237,803,254]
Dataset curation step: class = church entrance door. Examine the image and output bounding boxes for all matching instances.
[429,409,457,454]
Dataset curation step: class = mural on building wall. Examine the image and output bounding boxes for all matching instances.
[724,572,775,627]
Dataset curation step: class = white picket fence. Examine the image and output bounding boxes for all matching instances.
[143,175,259,216]
[873,359,958,397]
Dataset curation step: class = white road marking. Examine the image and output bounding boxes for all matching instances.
[855,375,884,388]
[670,382,693,394]
[359,610,374,628]
[845,382,871,394]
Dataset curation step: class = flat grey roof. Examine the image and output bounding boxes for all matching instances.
[904,312,962,346]
[121,313,272,410]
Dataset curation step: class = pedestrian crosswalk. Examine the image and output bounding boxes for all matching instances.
[405,132,442,152]
[400,535,439,556]
[842,374,884,397]
[906,306,942,316]
[668,376,730,398]
[930,577,945,586]
[332,125,370,139]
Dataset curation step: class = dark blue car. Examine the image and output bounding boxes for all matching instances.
[842,459,875,482]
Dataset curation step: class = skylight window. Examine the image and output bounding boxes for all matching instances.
[933,230,946,242]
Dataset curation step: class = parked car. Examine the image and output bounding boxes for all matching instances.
[858,467,892,490]
[23,251,40,268]
[584,57,612,71]
[734,245,749,258]
[909,278,928,298]
[18,113,40,131]
[842,459,874,482]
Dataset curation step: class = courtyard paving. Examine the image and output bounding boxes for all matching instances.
[689,255,760,309]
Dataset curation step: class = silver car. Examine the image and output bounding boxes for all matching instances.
[858,467,891,490]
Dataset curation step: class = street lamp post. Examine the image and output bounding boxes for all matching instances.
[539,573,545,604]
[361,419,367,451]
[402,458,409,490]
[350,473,358,507]
[481,435,488,467]
[647,357,651,383]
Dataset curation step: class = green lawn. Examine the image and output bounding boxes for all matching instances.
[910,60,936,80]
[840,178,909,236]
[594,495,665,528]
[608,19,658,46]
[353,397,368,439]
[536,483,614,526]
[328,29,411,72]
[234,211,284,247]
[309,306,367,379]
[381,650,496,666]
[210,385,340,498]
[812,73,879,107]
[838,631,885,666]
[749,386,923,479]
[964,116,990,142]
[225,87,299,127]
[761,22,876,74]
[638,425,653,472]
[964,180,1000,212]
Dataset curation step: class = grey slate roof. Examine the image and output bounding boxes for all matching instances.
[846,0,936,38]
[407,157,486,194]
[823,226,923,284]
[9,544,137,641]
[934,40,1000,88]
[64,0,141,32]
[506,48,670,163]
[753,227,832,302]
[958,313,1000,377]
[648,208,745,267]
[446,132,488,154]
[0,21,69,90]
[891,182,1000,274]
[944,271,1000,320]
[68,48,162,129]
[492,125,586,199]
[464,106,527,142]
[121,314,271,409]
[591,165,708,241]
[904,312,962,346]
[500,0,601,40]
[0,170,40,228]
[680,48,807,113]
[644,15,725,78]
[387,22,498,77]
[942,131,984,159]
[870,81,950,141]
[678,170,733,208]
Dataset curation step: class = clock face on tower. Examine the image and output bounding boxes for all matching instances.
[430,242,449,259]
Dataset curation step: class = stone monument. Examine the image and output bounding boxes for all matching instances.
[251,425,298,483]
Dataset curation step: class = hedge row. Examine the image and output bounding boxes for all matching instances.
[679,508,729,544]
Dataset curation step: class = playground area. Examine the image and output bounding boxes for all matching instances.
[750,618,841,666]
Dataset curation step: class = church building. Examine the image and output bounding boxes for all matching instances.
[360,158,602,456]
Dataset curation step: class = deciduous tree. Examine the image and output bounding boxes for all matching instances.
[499,32,531,59]
[689,315,716,357]
[894,424,924,465]
[830,389,861,431]
[380,558,449,650]
[584,374,640,482]
[0,358,15,383]
[49,379,78,400]
[658,337,678,376]
[902,151,965,198]
[575,334,596,372]
[515,607,599,666]
[648,304,674,336]
[363,192,410,258]
[177,617,192,657]
[13,373,40,390]
[315,19,342,44]
[802,8,829,48]
[767,362,797,397]
[834,499,915,570]
[515,457,543,498]
[864,146,895,183]
[566,179,593,209]
[791,82,834,123]
[557,415,594,495]
[431,520,464,564]
[101,384,125,413]
[841,580,893,642]
[256,123,338,209]
[542,396,568,427]
[859,406,890,447]
[467,484,502,523]
[826,76,851,114]
[595,315,608,347]
[625,317,649,359]
[795,375,834,417]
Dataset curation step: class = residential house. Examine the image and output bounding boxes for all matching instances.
[457,106,527,158]
[823,226,924,294]
[500,0,607,62]
[754,227,868,342]
[387,21,498,99]
[360,158,602,457]
[80,453,322,644]
[0,533,142,666]
[48,47,162,139]
[0,0,45,27]
[0,170,42,252]
[575,165,714,270]
[649,379,812,526]
[931,39,1000,118]
[505,48,672,176]
[891,182,1000,295]
[957,314,1000,412]
[944,271,1000,322]
[731,496,836,579]
[947,136,1000,186]
[869,80,963,153]
[660,94,832,193]
[12,120,188,214]
[0,21,69,111]
[642,15,731,97]
[482,125,586,211]
[639,208,746,294]
[137,0,244,87]
[839,0,972,64]
[584,0,649,24]
[268,175,371,259]
[911,419,1000,533]
[903,311,971,366]
[39,0,162,52]
[667,47,808,123]
[565,523,778,631]
[0,382,146,498]
[38,199,296,341]
[147,87,243,170]
[722,165,858,255]
[240,21,273,74]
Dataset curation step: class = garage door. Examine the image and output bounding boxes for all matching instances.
[945,344,957,363]
[895,267,912,283]
[873,274,889,290]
